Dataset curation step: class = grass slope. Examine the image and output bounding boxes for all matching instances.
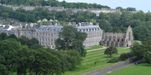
[64,46,131,75]
[107,64,151,75]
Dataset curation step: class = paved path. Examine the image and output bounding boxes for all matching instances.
[84,61,133,75]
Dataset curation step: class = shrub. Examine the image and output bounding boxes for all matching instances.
[119,53,133,61]
[108,58,119,63]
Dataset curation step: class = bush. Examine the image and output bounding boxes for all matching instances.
[119,53,133,61]
[108,58,119,63]
[104,46,118,58]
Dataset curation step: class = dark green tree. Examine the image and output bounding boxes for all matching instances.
[104,46,118,58]
[131,41,151,63]
[55,26,87,56]
[126,7,136,11]
[0,55,8,75]
[19,36,41,49]
[0,33,83,75]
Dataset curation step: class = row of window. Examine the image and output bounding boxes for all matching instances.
[78,28,100,32]
[38,28,62,32]
[35,32,59,37]
[38,37,55,42]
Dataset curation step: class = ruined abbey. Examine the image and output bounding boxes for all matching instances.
[100,26,134,47]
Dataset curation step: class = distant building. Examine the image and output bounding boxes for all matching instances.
[0,24,20,35]
[100,26,134,47]
[0,4,121,16]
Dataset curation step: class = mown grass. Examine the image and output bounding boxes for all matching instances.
[86,45,102,50]
[64,46,131,75]
[12,46,131,75]
[106,64,151,75]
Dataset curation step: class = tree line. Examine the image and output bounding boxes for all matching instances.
[0,0,109,9]
[0,5,96,22]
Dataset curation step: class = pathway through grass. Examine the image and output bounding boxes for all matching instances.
[64,46,130,75]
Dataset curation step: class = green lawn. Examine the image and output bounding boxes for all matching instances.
[64,46,131,75]
[86,45,102,50]
[106,64,151,75]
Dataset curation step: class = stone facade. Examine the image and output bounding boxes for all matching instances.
[75,22,103,47]
[100,26,134,47]
[16,23,62,49]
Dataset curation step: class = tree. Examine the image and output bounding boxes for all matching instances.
[59,50,81,71]
[144,52,151,64]
[0,55,8,75]
[55,26,87,56]
[29,48,62,75]
[126,7,136,11]
[8,34,17,39]
[145,12,151,21]
[0,38,22,75]
[134,23,151,41]
[116,7,123,10]
[99,19,112,32]
[15,46,32,75]
[104,46,118,58]
[131,42,145,59]
[19,36,42,49]
[0,33,8,40]
[131,41,151,63]
[0,33,83,74]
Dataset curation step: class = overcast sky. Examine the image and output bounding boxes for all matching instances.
[58,0,150,12]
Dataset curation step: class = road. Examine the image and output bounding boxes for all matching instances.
[84,61,133,75]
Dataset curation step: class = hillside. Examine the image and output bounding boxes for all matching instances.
[0,0,110,9]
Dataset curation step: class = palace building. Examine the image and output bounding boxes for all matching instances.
[15,22,103,49]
